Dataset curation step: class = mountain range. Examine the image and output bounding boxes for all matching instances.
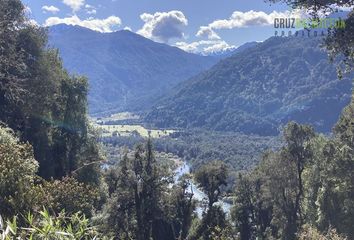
[145,36,352,135]
[48,24,217,114]
[49,25,352,136]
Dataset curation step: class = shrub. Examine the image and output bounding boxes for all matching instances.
[31,177,100,217]
[299,225,347,240]
[0,209,109,239]
[0,126,38,218]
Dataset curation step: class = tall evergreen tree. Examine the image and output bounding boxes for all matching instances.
[190,161,229,240]
[103,140,176,239]
[0,0,103,184]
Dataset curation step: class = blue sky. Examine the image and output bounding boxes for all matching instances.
[23,0,299,54]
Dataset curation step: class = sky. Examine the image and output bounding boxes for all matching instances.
[23,0,304,55]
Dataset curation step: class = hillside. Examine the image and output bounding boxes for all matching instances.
[48,24,217,114]
[145,36,352,135]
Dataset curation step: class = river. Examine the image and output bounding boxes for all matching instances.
[175,162,232,217]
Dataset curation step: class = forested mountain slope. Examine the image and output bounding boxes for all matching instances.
[145,36,352,135]
[49,24,217,114]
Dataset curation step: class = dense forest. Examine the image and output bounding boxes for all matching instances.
[102,131,281,192]
[1,0,354,240]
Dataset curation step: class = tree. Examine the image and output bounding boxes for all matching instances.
[0,0,28,114]
[301,135,328,227]
[334,97,354,148]
[232,173,273,240]
[264,123,314,240]
[0,0,103,185]
[0,124,102,222]
[190,161,229,240]
[103,153,137,239]
[0,125,38,218]
[257,151,299,240]
[164,175,196,240]
[103,140,174,239]
[194,160,228,210]
[265,1,354,238]
[317,102,354,238]
[283,122,315,225]
[233,123,315,240]
[299,225,347,240]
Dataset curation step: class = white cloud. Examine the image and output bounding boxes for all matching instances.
[87,9,97,14]
[42,5,60,14]
[196,26,220,40]
[175,40,235,55]
[203,41,235,54]
[124,26,132,31]
[62,0,85,12]
[213,10,303,29]
[196,9,306,39]
[192,9,307,50]
[137,10,188,43]
[175,41,203,53]
[85,4,97,15]
[44,15,121,32]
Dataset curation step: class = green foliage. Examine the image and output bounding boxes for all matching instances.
[267,0,352,14]
[326,11,354,79]
[0,0,103,185]
[261,0,354,238]
[299,225,347,240]
[0,124,102,221]
[0,126,38,219]
[189,206,229,240]
[302,99,354,238]
[0,0,28,107]
[189,161,230,240]
[334,97,354,147]
[30,177,100,218]
[231,122,315,240]
[194,161,228,208]
[232,113,354,239]
[232,173,272,240]
[102,140,178,239]
[0,0,105,232]
[1,1,353,239]
[0,209,108,239]
[208,225,237,240]
[164,177,196,240]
